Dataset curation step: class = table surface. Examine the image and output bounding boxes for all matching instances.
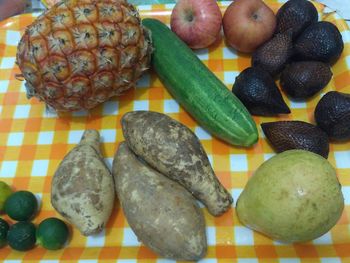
[1,1,350,262]
[24,0,350,26]
[26,0,183,12]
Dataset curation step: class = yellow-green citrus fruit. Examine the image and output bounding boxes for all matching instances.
[0,181,13,212]
[0,218,9,247]
[4,191,38,221]
[7,221,36,251]
[36,217,69,250]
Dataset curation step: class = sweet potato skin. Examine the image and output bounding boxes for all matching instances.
[121,111,233,216]
[113,142,207,261]
[51,130,115,236]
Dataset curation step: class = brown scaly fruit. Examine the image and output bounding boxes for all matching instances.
[275,0,318,39]
[232,67,290,116]
[261,120,329,159]
[314,91,350,141]
[251,32,293,77]
[16,0,152,112]
[280,61,332,99]
[294,21,343,64]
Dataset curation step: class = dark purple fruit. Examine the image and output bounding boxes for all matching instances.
[232,67,290,116]
[280,61,332,99]
[252,32,293,76]
[294,21,344,64]
[315,91,350,141]
[276,0,318,39]
[261,120,329,158]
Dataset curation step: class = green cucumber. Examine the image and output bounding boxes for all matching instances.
[142,18,258,147]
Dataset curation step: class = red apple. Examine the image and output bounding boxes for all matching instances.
[223,0,276,53]
[170,0,222,49]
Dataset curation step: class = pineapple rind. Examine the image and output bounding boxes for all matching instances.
[16,0,152,112]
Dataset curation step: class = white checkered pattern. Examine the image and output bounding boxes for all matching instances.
[230,154,248,171]
[0,161,17,178]
[312,231,333,245]
[0,80,9,93]
[35,193,42,210]
[7,132,24,146]
[68,130,85,144]
[31,160,49,177]
[195,127,212,140]
[86,229,106,247]
[100,129,117,143]
[0,57,16,69]
[234,226,254,246]
[116,260,137,263]
[206,227,216,246]
[198,259,217,263]
[6,30,21,46]
[72,110,89,117]
[103,101,119,116]
[163,99,180,113]
[14,105,31,119]
[342,186,350,205]
[263,153,275,161]
[133,100,149,111]
[224,71,240,85]
[194,49,209,61]
[136,73,151,88]
[37,131,54,145]
[334,151,350,168]
[237,259,259,263]
[232,188,243,206]
[223,47,238,59]
[104,158,113,171]
[279,259,301,263]
[137,5,153,11]
[122,228,141,246]
[289,100,307,109]
[320,258,342,263]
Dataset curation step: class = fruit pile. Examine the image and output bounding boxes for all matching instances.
[146,0,347,249]
[227,0,349,157]
[0,181,69,251]
[6,0,349,260]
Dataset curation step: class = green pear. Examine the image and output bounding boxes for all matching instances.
[236,149,344,243]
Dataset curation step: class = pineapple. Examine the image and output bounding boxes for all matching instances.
[16,0,152,111]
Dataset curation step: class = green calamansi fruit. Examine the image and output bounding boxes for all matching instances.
[7,221,36,251]
[0,218,10,247]
[0,181,13,212]
[236,150,344,243]
[4,191,38,221]
[36,217,69,250]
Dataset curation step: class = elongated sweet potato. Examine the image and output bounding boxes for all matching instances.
[51,130,115,236]
[121,111,233,216]
[113,142,207,261]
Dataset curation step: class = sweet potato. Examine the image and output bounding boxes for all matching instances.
[51,130,115,236]
[113,142,207,261]
[121,111,233,216]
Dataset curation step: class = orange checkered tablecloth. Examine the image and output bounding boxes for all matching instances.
[0,1,350,262]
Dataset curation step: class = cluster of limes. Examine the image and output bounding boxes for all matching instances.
[0,181,69,251]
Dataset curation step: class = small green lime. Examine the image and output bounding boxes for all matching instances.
[7,221,36,251]
[4,191,38,221]
[36,217,69,250]
[0,181,13,212]
[0,218,9,247]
